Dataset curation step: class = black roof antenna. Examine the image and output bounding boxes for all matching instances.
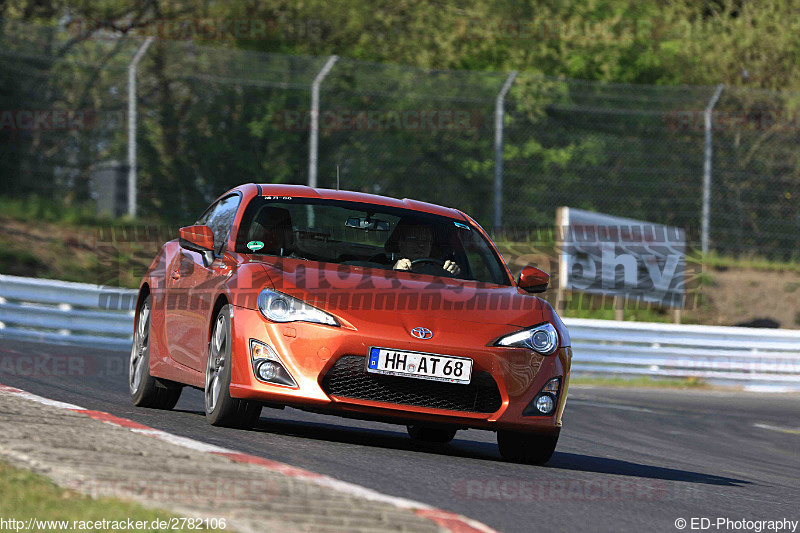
[336,165,340,190]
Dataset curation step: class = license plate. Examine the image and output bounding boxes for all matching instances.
[366,347,473,384]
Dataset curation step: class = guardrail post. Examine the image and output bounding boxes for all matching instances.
[127,36,154,219]
[308,55,339,190]
[701,84,725,256]
[493,71,518,231]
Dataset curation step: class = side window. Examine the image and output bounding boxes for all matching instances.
[196,204,216,227]
[197,195,241,255]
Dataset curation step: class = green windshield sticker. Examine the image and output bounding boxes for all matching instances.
[454,221,470,230]
[247,240,264,251]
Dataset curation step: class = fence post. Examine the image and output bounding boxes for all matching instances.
[126,37,154,219]
[701,84,725,256]
[308,55,339,190]
[493,71,518,231]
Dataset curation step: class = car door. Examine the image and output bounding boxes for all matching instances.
[166,194,241,371]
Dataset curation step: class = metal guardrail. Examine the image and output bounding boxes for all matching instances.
[566,319,800,389]
[0,275,136,351]
[1,275,799,389]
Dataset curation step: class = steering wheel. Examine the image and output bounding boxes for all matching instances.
[411,258,445,267]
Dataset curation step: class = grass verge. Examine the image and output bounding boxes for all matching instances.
[0,460,225,532]
[570,375,711,389]
[701,251,800,273]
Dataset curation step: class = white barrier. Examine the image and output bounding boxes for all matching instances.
[566,319,800,388]
[0,275,136,350]
[1,275,799,388]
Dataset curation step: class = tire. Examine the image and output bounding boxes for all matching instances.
[130,296,182,409]
[204,304,262,429]
[497,429,560,465]
[407,425,457,444]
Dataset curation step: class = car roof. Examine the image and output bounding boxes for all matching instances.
[243,183,467,221]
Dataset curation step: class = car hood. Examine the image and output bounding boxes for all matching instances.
[250,257,548,328]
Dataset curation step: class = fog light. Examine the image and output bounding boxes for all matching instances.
[257,360,278,381]
[249,339,298,388]
[535,394,555,414]
[523,376,562,416]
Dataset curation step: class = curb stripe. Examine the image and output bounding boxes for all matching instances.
[0,384,84,410]
[131,428,233,453]
[0,382,498,533]
[212,451,324,479]
[81,410,154,430]
[416,510,495,533]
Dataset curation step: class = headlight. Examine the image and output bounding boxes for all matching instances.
[257,289,339,326]
[494,322,559,355]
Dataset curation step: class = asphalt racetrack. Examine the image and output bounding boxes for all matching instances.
[1,338,798,533]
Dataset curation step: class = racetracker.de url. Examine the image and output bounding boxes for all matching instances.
[0,517,226,531]
[675,518,798,532]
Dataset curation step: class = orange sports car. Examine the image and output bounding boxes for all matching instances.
[130,183,571,464]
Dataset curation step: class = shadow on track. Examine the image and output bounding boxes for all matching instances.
[171,408,749,489]
[546,453,748,487]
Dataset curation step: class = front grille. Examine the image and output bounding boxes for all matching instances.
[321,355,502,414]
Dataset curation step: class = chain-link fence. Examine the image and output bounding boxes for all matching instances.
[1,20,798,260]
[0,20,133,203]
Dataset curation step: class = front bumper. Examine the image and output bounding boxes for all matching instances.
[228,305,570,433]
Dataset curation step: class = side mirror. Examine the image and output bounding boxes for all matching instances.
[179,225,215,267]
[518,266,550,293]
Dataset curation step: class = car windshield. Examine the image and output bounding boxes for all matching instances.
[235,197,511,286]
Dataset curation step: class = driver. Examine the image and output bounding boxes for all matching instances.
[391,224,461,276]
